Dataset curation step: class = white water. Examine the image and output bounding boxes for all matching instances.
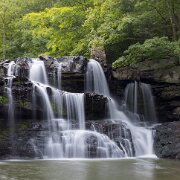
[57,63,62,89]
[46,130,124,158]
[63,92,85,130]
[86,59,155,157]
[141,83,157,122]
[27,58,156,158]
[125,81,157,123]
[29,58,48,84]
[53,63,62,89]
[6,61,16,155]
[28,59,87,158]
[86,59,110,96]
[33,83,55,122]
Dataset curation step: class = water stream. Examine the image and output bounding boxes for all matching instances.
[6,61,16,155]
[125,81,157,123]
[6,58,157,159]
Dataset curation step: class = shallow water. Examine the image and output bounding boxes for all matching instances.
[0,158,180,180]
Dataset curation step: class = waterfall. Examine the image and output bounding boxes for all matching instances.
[46,130,125,158]
[51,88,63,118]
[85,60,155,157]
[29,58,48,84]
[6,61,16,155]
[57,63,62,89]
[63,93,85,130]
[125,81,157,123]
[33,83,55,122]
[141,83,157,122]
[53,63,62,89]
[3,58,156,159]
[86,59,110,96]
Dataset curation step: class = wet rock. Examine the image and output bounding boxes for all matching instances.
[110,57,180,123]
[85,120,135,156]
[112,57,180,84]
[39,54,51,61]
[45,56,87,92]
[56,56,87,73]
[85,93,108,120]
[0,77,4,89]
[61,73,84,93]
[112,67,140,81]
[0,132,11,159]
[154,121,180,159]
[15,58,31,78]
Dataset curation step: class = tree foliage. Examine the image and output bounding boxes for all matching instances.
[0,0,179,63]
[112,37,180,68]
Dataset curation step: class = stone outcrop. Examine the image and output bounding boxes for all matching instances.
[46,56,87,92]
[85,93,108,120]
[112,57,180,83]
[154,121,180,159]
[110,57,180,123]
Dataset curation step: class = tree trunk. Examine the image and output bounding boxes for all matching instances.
[166,0,180,40]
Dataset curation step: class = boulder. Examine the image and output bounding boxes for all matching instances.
[85,93,108,120]
[112,57,180,84]
[154,121,180,159]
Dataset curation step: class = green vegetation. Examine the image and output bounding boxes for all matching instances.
[0,96,8,104]
[112,37,180,68]
[0,0,179,65]
[19,122,28,130]
[19,100,28,108]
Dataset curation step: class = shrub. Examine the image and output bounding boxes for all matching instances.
[112,37,180,69]
[0,96,8,104]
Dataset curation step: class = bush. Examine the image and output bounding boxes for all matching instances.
[0,96,8,104]
[112,37,180,68]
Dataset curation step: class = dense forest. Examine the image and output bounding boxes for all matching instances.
[0,0,179,66]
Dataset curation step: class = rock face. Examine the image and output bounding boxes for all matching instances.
[110,57,180,123]
[46,56,87,92]
[85,93,108,120]
[154,121,180,159]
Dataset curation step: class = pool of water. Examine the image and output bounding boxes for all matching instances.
[0,158,180,180]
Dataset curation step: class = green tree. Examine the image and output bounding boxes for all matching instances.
[112,37,180,68]
[19,6,87,57]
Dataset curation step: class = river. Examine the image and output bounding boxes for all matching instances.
[0,158,180,180]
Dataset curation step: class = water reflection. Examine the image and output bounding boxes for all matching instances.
[0,159,180,180]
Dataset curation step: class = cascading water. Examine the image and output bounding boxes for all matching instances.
[63,92,85,130]
[125,81,138,114]
[86,59,156,157]
[29,58,48,84]
[27,58,133,158]
[86,59,110,96]
[125,81,157,123]
[6,61,16,155]
[2,57,155,159]
[141,83,157,122]
[53,63,62,89]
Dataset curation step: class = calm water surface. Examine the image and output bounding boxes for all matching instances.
[0,158,180,180]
